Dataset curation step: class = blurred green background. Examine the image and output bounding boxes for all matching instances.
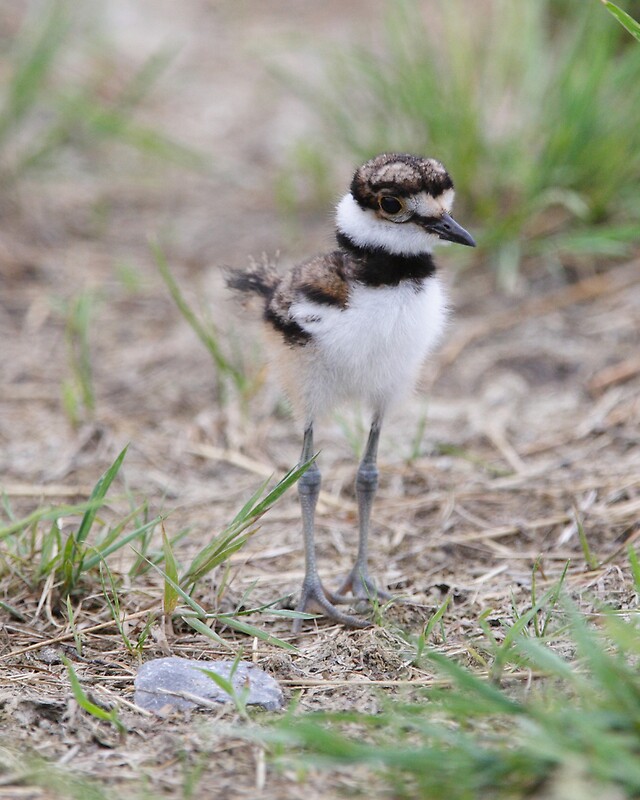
[1,0,638,288]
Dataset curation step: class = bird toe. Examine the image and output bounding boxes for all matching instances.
[292,578,372,633]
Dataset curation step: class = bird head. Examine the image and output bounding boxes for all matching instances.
[336,153,476,255]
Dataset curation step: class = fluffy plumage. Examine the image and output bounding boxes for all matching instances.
[285,277,447,423]
[226,153,475,630]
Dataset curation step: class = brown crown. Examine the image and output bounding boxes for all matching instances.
[350,153,454,209]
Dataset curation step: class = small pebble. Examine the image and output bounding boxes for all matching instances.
[134,656,284,714]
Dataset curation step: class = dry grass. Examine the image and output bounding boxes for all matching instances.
[1,2,639,798]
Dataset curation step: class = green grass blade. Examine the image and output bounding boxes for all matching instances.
[135,551,208,616]
[183,461,311,585]
[197,667,236,700]
[0,500,104,542]
[95,504,145,549]
[98,559,132,652]
[601,1,640,42]
[64,291,97,417]
[540,560,570,637]
[200,657,250,716]
[112,48,176,113]
[575,508,599,570]
[65,596,82,657]
[233,594,317,621]
[76,446,129,545]
[563,601,640,714]
[0,599,27,622]
[162,526,180,614]
[216,614,299,653]
[247,460,314,519]
[488,585,565,680]
[1,491,16,521]
[426,650,524,715]
[0,0,70,146]
[628,545,640,594]
[62,656,125,734]
[250,608,316,620]
[139,552,298,651]
[151,241,246,391]
[182,529,256,587]
[81,515,163,571]
[129,525,190,577]
[513,636,581,684]
[182,616,233,649]
[38,518,62,579]
[61,532,80,593]
[424,595,450,640]
[227,477,271,530]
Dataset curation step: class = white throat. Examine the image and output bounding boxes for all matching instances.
[335,193,440,256]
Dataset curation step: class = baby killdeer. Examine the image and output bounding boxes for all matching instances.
[227,153,475,630]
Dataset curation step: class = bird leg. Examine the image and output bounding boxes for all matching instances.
[293,424,370,632]
[332,417,392,605]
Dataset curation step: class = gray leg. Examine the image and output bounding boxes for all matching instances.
[333,416,392,603]
[293,425,370,633]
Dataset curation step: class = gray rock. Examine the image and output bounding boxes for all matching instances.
[134,656,284,714]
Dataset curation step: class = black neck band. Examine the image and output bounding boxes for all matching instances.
[336,231,436,287]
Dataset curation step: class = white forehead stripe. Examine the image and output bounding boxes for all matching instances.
[414,188,455,217]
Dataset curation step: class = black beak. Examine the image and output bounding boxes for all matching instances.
[419,212,476,247]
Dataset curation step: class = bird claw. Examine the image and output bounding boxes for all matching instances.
[330,568,393,607]
[292,577,372,633]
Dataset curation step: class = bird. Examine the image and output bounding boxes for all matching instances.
[227,152,475,631]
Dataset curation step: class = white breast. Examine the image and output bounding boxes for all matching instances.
[290,277,448,421]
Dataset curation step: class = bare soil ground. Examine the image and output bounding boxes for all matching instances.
[0,2,639,798]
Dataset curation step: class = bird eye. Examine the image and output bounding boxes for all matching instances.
[378,196,403,215]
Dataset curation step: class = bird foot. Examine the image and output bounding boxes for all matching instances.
[292,576,372,633]
[329,569,393,608]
